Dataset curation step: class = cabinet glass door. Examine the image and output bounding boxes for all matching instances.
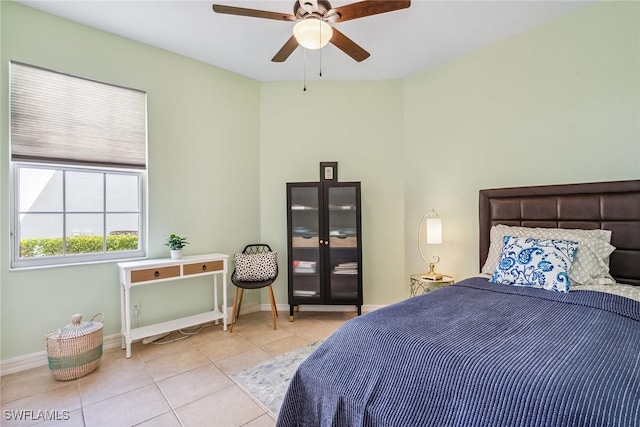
[327,185,359,300]
[289,185,321,300]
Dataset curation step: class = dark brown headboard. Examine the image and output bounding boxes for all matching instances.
[479,180,640,286]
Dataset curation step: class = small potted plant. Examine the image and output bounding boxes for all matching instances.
[165,234,189,259]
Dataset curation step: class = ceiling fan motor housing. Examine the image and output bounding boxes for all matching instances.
[294,0,333,19]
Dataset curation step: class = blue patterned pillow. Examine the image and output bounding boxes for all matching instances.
[491,236,579,292]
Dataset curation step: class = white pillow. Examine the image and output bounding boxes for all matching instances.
[482,225,615,287]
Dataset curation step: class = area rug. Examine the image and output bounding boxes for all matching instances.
[233,340,323,415]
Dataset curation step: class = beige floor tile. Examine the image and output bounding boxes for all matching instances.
[145,348,211,381]
[135,410,182,426]
[234,310,273,324]
[261,336,311,357]
[157,363,233,409]
[275,317,321,333]
[2,364,54,384]
[175,385,266,427]
[242,413,277,427]
[0,365,70,403]
[0,383,81,427]
[230,311,278,331]
[78,361,155,406]
[227,318,263,334]
[237,324,293,347]
[295,324,341,343]
[32,409,85,427]
[93,346,146,374]
[198,334,259,361]
[215,347,272,376]
[79,352,148,392]
[187,323,229,347]
[83,383,171,426]
[133,336,196,362]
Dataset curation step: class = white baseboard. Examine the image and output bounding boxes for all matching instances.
[1,302,384,376]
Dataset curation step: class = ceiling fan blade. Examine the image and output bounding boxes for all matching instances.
[272,35,300,62]
[212,4,296,21]
[331,0,410,23]
[329,27,370,62]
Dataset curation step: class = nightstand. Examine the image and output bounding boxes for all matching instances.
[410,274,454,297]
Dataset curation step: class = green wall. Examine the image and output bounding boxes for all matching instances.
[1,2,261,360]
[1,0,639,362]
[403,0,640,282]
[259,81,406,308]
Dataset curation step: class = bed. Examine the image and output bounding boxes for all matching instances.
[276,180,640,427]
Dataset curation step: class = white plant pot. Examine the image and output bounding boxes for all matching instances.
[170,249,183,260]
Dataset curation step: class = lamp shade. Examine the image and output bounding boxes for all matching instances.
[293,19,333,49]
[426,217,442,244]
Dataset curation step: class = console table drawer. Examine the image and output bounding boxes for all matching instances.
[131,266,180,283]
[184,260,224,275]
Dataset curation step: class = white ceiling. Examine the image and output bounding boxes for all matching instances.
[16,0,592,82]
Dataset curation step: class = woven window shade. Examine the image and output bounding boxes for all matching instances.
[10,62,147,169]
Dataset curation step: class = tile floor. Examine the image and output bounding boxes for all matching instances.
[1,310,356,427]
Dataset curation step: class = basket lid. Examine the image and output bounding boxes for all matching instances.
[49,313,104,340]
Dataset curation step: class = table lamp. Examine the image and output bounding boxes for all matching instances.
[418,208,443,280]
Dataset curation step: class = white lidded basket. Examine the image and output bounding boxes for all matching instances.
[45,313,104,381]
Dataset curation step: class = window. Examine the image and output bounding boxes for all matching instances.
[10,62,147,268]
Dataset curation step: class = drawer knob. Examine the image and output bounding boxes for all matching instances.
[154,270,160,277]
[202,264,207,271]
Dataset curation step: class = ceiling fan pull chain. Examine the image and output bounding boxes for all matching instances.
[319,42,323,77]
[319,19,323,77]
[303,48,307,91]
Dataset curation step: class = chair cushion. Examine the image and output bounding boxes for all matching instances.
[234,251,278,282]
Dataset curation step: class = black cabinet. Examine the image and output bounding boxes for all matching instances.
[286,181,362,320]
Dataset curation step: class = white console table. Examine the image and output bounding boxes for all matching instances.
[118,253,228,358]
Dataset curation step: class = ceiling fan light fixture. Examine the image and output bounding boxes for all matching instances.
[293,18,333,49]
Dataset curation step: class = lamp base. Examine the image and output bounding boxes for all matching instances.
[422,272,443,281]
[422,260,442,281]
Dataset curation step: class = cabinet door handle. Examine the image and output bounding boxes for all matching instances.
[320,239,324,244]
[325,240,329,245]
[154,270,160,278]
[202,264,207,271]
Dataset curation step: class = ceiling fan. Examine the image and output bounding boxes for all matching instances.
[212,0,411,63]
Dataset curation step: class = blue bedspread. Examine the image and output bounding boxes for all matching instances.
[276,277,640,427]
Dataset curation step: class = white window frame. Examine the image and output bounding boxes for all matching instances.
[10,162,146,269]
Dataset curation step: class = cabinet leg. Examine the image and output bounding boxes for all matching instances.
[289,305,294,322]
[357,305,362,316]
